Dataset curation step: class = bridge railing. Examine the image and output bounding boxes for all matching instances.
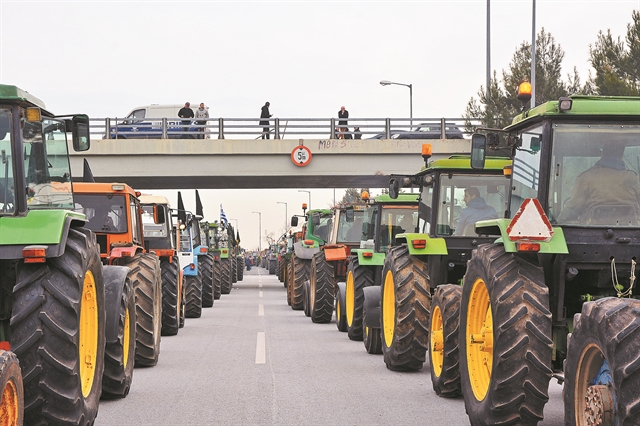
[90,117,480,140]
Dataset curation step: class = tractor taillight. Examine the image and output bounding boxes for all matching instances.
[362,252,373,258]
[0,341,9,351]
[23,245,47,263]
[200,247,208,253]
[516,242,540,252]
[190,263,196,270]
[412,239,427,249]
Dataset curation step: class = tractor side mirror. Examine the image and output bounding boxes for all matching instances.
[345,207,354,223]
[291,216,299,227]
[389,178,400,199]
[311,212,320,227]
[154,205,165,224]
[471,134,486,170]
[71,115,91,152]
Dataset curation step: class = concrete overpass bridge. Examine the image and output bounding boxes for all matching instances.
[69,138,471,189]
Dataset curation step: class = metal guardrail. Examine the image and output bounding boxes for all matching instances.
[90,117,480,140]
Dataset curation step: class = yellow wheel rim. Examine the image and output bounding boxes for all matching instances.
[466,278,493,401]
[431,305,444,377]
[123,307,131,368]
[79,270,99,398]
[346,270,355,327]
[1,376,19,425]
[382,270,396,348]
[336,297,342,321]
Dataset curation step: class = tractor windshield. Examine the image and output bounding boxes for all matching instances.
[337,208,365,243]
[437,174,508,236]
[311,213,333,243]
[0,108,14,214]
[24,117,74,210]
[75,194,127,233]
[179,225,192,252]
[548,123,640,227]
[378,205,419,252]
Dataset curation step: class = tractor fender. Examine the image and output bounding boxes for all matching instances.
[362,286,381,328]
[293,241,320,260]
[103,265,131,343]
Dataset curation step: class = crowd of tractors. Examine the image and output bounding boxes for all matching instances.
[0,85,251,425]
[1,82,640,425]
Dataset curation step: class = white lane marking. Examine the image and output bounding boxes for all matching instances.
[256,332,266,364]
[259,283,263,288]
[259,304,264,316]
[259,291,263,298]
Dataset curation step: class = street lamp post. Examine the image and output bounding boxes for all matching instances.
[298,190,311,210]
[380,80,413,129]
[252,211,261,251]
[277,202,287,232]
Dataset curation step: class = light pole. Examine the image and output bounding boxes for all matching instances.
[252,211,261,251]
[277,202,287,231]
[380,80,413,129]
[298,190,311,210]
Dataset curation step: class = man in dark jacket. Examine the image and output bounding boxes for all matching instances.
[338,106,349,139]
[260,102,272,139]
[455,187,498,236]
[178,102,194,138]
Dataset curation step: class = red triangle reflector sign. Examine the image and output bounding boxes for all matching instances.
[506,198,553,242]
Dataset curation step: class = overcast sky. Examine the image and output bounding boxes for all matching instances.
[1,0,638,250]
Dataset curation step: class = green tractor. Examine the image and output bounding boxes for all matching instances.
[460,87,640,425]
[339,193,419,355]
[209,220,236,295]
[384,145,511,377]
[288,206,333,311]
[0,85,132,422]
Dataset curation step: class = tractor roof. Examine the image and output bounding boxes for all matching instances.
[139,194,171,206]
[374,193,419,204]
[73,182,138,197]
[0,84,47,110]
[427,155,511,171]
[507,95,640,130]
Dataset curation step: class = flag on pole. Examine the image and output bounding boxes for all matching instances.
[220,204,228,226]
[236,230,241,244]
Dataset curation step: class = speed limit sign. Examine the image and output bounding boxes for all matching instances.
[291,145,312,167]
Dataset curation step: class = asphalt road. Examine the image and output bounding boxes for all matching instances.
[95,266,565,426]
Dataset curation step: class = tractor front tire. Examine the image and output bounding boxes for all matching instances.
[380,245,431,371]
[309,251,335,324]
[200,254,214,308]
[345,258,373,341]
[363,296,382,355]
[220,258,232,295]
[335,282,348,332]
[12,227,105,424]
[564,297,640,426]
[184,274,203,318]
[0,350,24,426]
[303,280,311,317]
[459,244,552,426]
[160,258,180,336]
[429,284,462,398]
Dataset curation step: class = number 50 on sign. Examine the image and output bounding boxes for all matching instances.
[291,145,312,167]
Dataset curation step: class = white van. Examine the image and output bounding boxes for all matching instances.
[109,104,198,139]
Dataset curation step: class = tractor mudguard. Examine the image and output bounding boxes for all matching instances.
[476,218,569,254]
[363,286,381,328]
[355,250,386,266]
[395,233,448,256]
[293,241,320,260]
[103,265,131,343]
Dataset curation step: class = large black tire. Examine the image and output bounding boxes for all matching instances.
[160,258,180,336]
[269,259,277,275]
[303,280,311,317]
[346,258,374,341]
[213,260,222,300]
[231,256,238,284]
[429,284,462,398]
[184,273,203,318]
[335,282,347,332]
[12,227,106,424]
[459,244,552,426]
[220,258,232,294]
[380,245,431,371]
[277,257,285,282]
[0,350,24,425]
[291,256,310,311]
[199,254,214,308]
[309,251,335,324]
[179,273,186,328]
[286,262,293,306]
[101,275,136,399]
[237,257,244,281]
[363,293,382,354]
[124,253,162,368]
[564,298,640,426]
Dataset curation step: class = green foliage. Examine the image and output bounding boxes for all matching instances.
[465,28,586,130]
[587,10,639,95]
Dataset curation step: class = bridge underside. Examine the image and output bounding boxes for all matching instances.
[69,138,470,190]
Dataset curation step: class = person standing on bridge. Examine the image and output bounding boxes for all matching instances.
[338,106,351,139]
[195,103,209,139]
[178,102,194,139]
[260,102,272,139]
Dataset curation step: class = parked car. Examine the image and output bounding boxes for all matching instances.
[366,130,409,140]
[107,104,199,139]
[391,123,464,139]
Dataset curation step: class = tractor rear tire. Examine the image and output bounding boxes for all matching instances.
[303,280,311,317]
[213,260,222,300]
[184,274,203,318]
[101,275,136,399]
[277,257,285,282]
[0,350,24,426]
[231,256,238,284]
[200,254,214,308]
[179,274,186,328]
[269,260,277,275]
[363,299,382,354]
[459,244,552,426]
[291,256,310,311]
[346,258,373,341]
[429,284,462,398]
[237,257,244,281]
[335,282,348,332]
[310,251,335,324]
[564,297,640,426]
[125,253,162,367]
[220,258,232,295]
[381,245,431,371]
[160,258,180,336]
[286,262,293,306]
[12,227,105,424]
